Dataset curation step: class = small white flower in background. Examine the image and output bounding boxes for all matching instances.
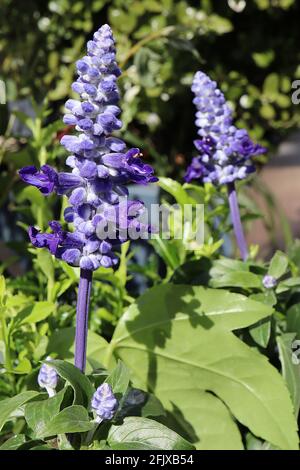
[228,0,247,13]
[38,357,58,397]
[262,275,277,289]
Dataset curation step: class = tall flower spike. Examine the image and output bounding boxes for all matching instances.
[185,71,266,260]
[19,24,158,372]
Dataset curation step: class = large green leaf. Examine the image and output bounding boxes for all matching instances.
[106,360,130,398]
[0,434,27,450]
[47,327,110,371]
[287,304,300,338]
[165,390,243,450]
[0,391,40,432]
[24,389,66,438]
[277,333,300,417]
[158,177,196,206]
[108,284,298,450]
[108,417,194,450]
[210,271,262,289]
[35,405,93,438]
[268,250,289,279]
[47,360,95,407]
[10,302,55,329]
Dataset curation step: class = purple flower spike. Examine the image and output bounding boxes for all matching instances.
[263,275,277,289]
[19,24,157,272]
[185,71,266,186]
[19,24,158,374]
[38,357,58,397]
[91,383,118,422]
[184,70,267,260]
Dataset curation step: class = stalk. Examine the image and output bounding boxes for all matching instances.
[74,269,93,372]
[227,182,248,261]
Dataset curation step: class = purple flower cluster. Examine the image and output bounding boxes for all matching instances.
[91,383,118,422]
[38,357,58,397]
[19,25,157,271]
[185,71,266,185]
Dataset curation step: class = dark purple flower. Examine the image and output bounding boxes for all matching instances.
[19,165,58,195]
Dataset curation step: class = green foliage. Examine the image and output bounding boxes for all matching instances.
[0,360,192,450]
[108,283,298,449]
[108,416,194,450]
[1,0,299,184]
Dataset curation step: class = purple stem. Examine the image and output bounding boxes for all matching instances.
[75,268,93,373]
[227,182,248,261]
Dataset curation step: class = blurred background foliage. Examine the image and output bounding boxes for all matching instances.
[1,0,300,177]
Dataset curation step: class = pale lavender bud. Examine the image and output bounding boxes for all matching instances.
[91,383,118,422]
[38,357,58,397]
[262,275,277,289]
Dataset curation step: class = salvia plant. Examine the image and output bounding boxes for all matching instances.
[19,24,157,373]
[185,71,266,260]
[1,20,300,452]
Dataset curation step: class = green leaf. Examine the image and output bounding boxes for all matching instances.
[0,391,40,432]
[166,390,243,450]
[25,389,66,438]
[0,434,27,450]
[0,276,6,306]
[249,317,271,348]
[210,258,249,276]
[36,251,54,283]
[28,444,53,451]
[277,333,300,417]
[158,177,196,206]
[118,388,165,419]
[150,236,184,271]
[252,50,275,68]
[268,250,289,279]
[276,277,300,294]
[47,327,111,371]
[47,360,95,407]
[35,405,93,438]
[287,304,300,338]
[108,417,194,450]
[11,301,54,328]
[13,357,32,374]
[248,291,275,350]
[139,393,165,418]
[109,284,298,450]
[106,360,130,398]
[210,271,262,289]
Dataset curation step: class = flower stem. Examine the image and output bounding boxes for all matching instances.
[75,269,93,373]
[227,182,248,261]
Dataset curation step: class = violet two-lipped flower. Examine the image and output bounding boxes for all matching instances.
[19,24,157,372]
[185,71,266,260]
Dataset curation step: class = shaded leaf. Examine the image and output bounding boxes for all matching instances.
[108,417,194,450]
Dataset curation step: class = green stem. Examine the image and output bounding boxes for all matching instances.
[0,314,16,394]
[120,26,175,69]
